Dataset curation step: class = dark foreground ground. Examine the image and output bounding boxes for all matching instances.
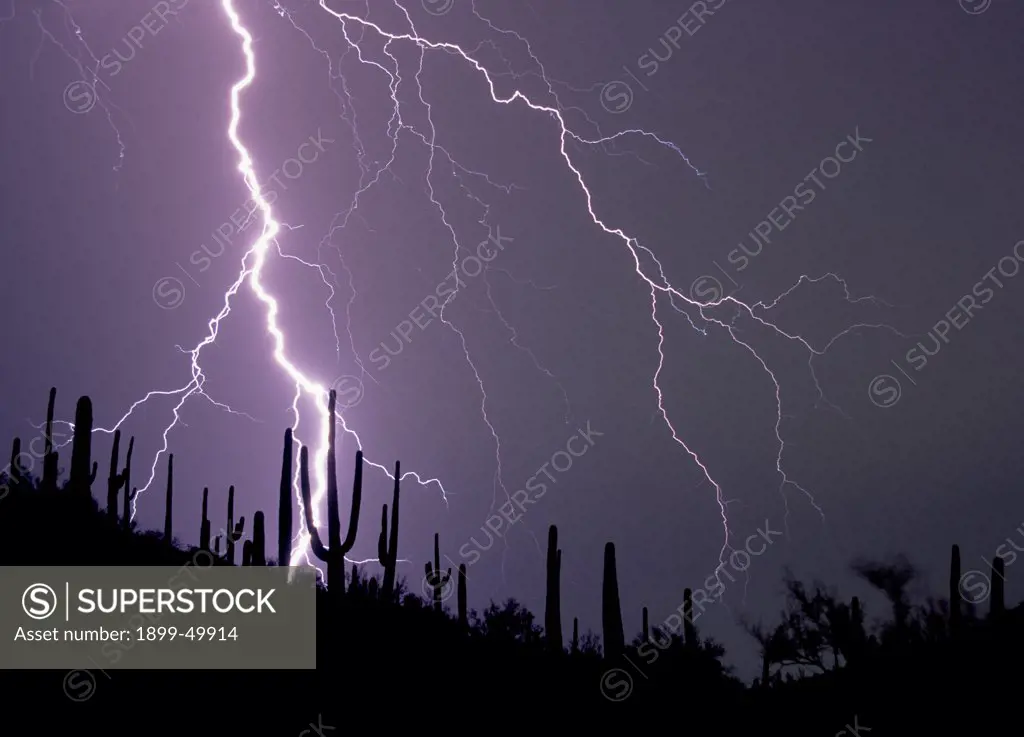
[1,391,1019,733]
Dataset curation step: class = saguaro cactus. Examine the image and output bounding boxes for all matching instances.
[642,606,649,642]
[949,544,962,635]
[424,532,451,613]
[252,511,266,566]
[69,396,98,493]
[278,429,293,569]
[572,618,579,654]
[163,454,174,543]
[106,430,124,521]
[229,515,246,564]
[458,563,468,627]
[378,462,401,599]
[42,388,58,492]
[602,542,625,659]
[845,595,866,663]
[9,437,22,487]
[242,539,253,566]
[545,525,562,653]
[199,487,211,551]
[221,487,247,564]
[224,486,245,565]
[121,437,135,530]
[683,588,697,648]
[298,390,363,598]
[991,556,1005,618]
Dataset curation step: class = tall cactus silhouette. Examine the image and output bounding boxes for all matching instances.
[683,588,697,648]
[278,429,293,568]
[602,542,624,659]
[69,396,98,493]
[642,606,649,642]
[377,461,400,599]
[991,556,1005,618]
[9,437,22,488]
[106,430,125,521]
[242,539,253,566]
[163,454,174,544]
[299,390,363,598]
[120,437,135,530]
[458,563,468,627]
[199,487,211,551]
[42,388,58,492]
[252,511,266,566]
[949,544,962,635]
[225,486,246,565]
[846,595,866,663]
[572,617,579,654]
[545,524,562,653]
[424,532,451,613]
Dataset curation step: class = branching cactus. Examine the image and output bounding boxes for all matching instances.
[298,390,363,600]
[424,532,451,613]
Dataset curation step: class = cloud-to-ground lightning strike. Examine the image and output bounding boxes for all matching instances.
[291,0,903,587]
[37,0,903,596]
[47,0,451,580]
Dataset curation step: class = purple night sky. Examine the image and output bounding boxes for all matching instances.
[1,0,1022,678]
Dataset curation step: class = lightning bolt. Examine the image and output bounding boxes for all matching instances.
[46,0,451,584]
[289,0,905,590]
[36,1,905,600]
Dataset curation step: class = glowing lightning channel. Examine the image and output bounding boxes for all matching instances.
[36,1,904,598]
[301,1,905,584]
[47,0,451,584]
[221,0,453,571]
